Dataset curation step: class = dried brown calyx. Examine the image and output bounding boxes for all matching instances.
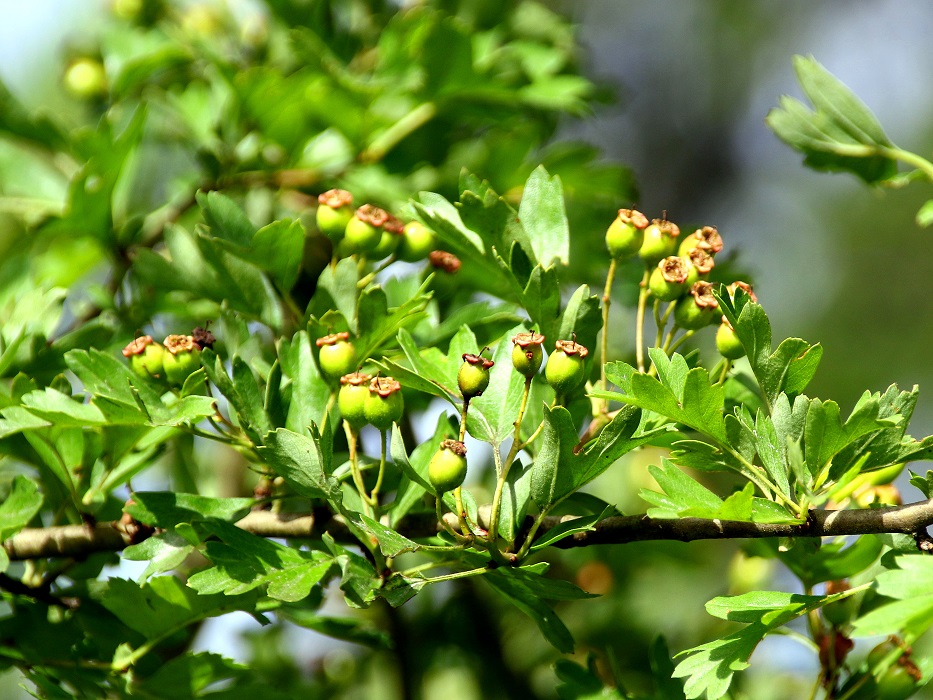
[429,250,461,273]
[340,371,372,387]
[191,326,216,350]
[122,335,155,357]
[658,256,689,283]
[355,203,390,227]
[689,281,719,309]
[689,225,723,254]
[617,208,649,229]
[461,352,494,369]
[512,330,545,357]
[370,375,402,397]
[651,218,680,239]
[554,338,589,357]
[439,439,467,457]
[316,331,350,347]
[318,188,353,209]
[164,334,197,354]
[687,247,715,275]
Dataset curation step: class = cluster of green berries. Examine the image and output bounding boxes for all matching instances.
[337,372,404,432]
[315,189,437,261]
[605,209,756,360]
[839,638,921,700]
[122,328,214,386]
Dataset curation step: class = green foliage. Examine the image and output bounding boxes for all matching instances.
[2,3,933,700]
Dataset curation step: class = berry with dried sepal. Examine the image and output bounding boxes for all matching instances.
[429,439,468,493]
[398,221,437,262]
[639,218,680,266]
[342,204,388,255]
[674,281,720,329]
[364,376,404,430]
[316,332,357,381]
[678,225,723,257]
[545,338,589,395]
[716,318,745,359]
[605,208,649,259]
[648,256,689,301]
[458,351,495,400]
[338,372,372,430]
[162,335,201,385]
[684,247,714,286]
[370,214,405,259]
[316,189,354,243]
[191,326,216,350]
[429,250,461,273]
[511,330,545,378]
[123,335,165,380]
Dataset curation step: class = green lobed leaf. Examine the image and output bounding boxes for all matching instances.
[852,555,933,638]
[126,492,254,528]
[357,514,421,557]
[517,166,569,266]
[197,190,256,247]
[132,652,246,700]
[258,427,341,502]
[188,520,333,602]
[278,330,330,436]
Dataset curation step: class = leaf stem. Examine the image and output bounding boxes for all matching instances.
[453,486,471,536]
[344,421,373,518]
[366,429,388,509]
[882,146,933,183]
[361,102,437,163]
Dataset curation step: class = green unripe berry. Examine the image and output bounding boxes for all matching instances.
[162,335,201,386]
[545,338,589,396]
[363,376,404,431]
[64,58,108,100]
[638,218,680,266]
[370,215,404,259]
[458,351,494,400]
[316,189,354,243]
[511,330,545,378]
[674,281,719,330]
[867,641,921,700]
[715,320,745,360]
[684,247,714,287]
[398,221,437,262]
[123,335,165,380]
[341,204,388,255]
[338,372,372,430]
[605,208,649,260]
[648,256,689,301]
[316,332,357,381]
[428,439,468,493]
[678,225,723,257]
[821,580,856,627]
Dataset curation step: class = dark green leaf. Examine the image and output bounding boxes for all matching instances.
[0,475,43,541]
[197,191,255,247]
[259,428,340,502]
[126,492,253,528]
[517,166,569,266]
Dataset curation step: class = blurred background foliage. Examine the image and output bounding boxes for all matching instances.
[1,0,932,698]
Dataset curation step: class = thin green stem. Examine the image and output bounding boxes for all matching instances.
[515,510,548,561]
[453,486,471,536]
[635,269,651,372]
[361,102,437,163]
[344,421,373,518]
[320,391,337,438]
[357,254,398,289]
[435,496,470,544]
[459,398,470,442]
[367,429,388,509]
[718,359,732,385]
[488,377,533,547]
[882,146,933,182]
[419,566,489,585]
[652,299,664,349]
[600,258,618,402]
[666,328,694,355]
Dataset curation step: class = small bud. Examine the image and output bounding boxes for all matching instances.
[648,256,689,301]
[162,334,201,385]
[511,330,545,378]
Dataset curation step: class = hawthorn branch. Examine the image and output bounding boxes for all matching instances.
[4,499,933,562]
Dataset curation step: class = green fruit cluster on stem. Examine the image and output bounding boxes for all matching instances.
[648,256,689,301]
[638,218,680,266]
[162,334,201,385]
[678,225,722,257]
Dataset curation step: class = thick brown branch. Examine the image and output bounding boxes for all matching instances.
[4,500,933,561]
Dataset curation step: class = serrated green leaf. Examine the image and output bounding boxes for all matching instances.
[530,507,612,552]
[357,514,421,557]
[259,427,340,502]
[0,475,43,541]
[126,492,253,528]
[188,521,332,602]
[197,190,255,247]
[132,652,246,700]
[852,556,933,637]
[518,166,569,266]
